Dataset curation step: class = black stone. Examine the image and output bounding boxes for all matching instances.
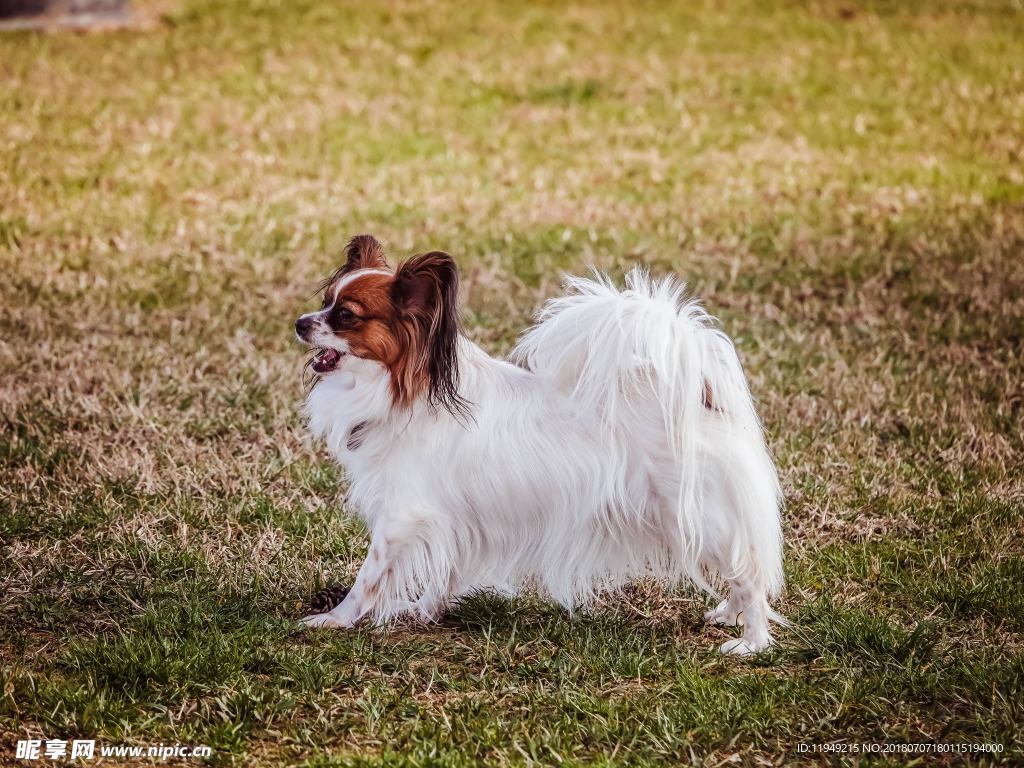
[1,0,130,28]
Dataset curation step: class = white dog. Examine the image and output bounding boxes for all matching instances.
[295,235,784,654]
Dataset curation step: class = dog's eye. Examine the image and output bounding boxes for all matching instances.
[338,307,355,322]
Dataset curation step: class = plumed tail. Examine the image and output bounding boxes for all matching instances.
[513,268,783,600]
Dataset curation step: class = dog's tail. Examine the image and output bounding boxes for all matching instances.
[513,268,783,599]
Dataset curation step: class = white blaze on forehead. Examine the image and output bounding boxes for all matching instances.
[298,268,392,327]
[298,308,328,323]
[329,268,392,304]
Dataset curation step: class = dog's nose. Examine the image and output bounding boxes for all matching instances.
[295,316,313,338]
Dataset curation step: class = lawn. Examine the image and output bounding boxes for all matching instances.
[1,0,1022,764]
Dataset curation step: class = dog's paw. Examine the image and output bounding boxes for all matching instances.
[299,612,351,629]
[703,599,741,627]
[718,636,771,656]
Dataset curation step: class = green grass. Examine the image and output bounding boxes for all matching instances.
[1,0,1022,764]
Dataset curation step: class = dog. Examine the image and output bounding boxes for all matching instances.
[295,235,784,654]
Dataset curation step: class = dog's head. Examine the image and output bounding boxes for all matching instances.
[295,234,467,417]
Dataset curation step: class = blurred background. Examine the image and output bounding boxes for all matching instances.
[1,1,1022,764]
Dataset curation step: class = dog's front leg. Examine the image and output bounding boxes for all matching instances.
[300,538,388,628]
[300,514,447,629]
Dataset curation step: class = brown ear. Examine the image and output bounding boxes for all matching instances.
[342,234,388,273]
[392,251,470,419]
[317,234,389,301]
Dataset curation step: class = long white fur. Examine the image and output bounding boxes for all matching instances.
[301,267,784,654]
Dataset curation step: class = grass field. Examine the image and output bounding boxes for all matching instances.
[2,0,1023,764]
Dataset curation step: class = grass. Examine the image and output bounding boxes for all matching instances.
[1,0,1022,764]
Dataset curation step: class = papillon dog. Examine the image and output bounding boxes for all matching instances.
[295,235,784,654]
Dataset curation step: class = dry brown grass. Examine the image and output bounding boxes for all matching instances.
[2,0,1022,764]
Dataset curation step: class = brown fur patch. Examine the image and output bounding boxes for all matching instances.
[703,379,716,411]
[342,234,388,274]
[319,249,468,417]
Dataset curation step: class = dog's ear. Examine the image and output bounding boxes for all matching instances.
[342,234,388,273]
[318,235,388,305]
[392,251,469,419]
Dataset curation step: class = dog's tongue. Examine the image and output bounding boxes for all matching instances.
[312,348,342,373]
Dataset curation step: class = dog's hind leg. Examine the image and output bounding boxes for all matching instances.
[688,440,783,655]
[710,579,773,655]
[702,508,780,654]
[703,595,741,626]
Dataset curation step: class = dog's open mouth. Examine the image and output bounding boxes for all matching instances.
[311,348,345,373]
